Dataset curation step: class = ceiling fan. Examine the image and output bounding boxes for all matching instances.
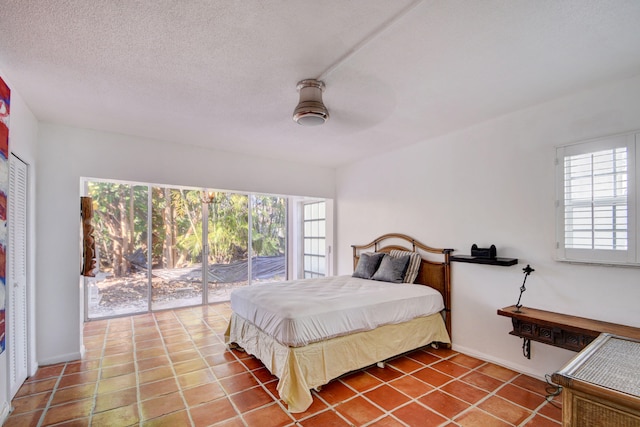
[290,0,423,127]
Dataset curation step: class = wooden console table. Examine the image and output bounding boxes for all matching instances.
[497,305,640,359]
[552,334,640,426]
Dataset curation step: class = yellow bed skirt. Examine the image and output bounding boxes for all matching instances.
[225,312,451,413]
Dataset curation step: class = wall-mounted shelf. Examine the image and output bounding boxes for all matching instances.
[450,255,518,266]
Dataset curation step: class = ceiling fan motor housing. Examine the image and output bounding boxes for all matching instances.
[293,79,329,126]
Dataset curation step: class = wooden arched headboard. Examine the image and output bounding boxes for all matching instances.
[351,233,454,341]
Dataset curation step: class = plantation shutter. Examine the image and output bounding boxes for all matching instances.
[556,133,637,264]
[563,147,628,250]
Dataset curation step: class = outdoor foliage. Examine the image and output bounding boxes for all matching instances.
[87,181,286,277]
[252,195,286,257]
[88,182,148,276]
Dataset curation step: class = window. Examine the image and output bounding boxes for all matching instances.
[302,201,326,278]
[556,132,638,265]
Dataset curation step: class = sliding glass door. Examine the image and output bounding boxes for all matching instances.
[84,179,293,319]
[150,187,204,310]
[206,193,249,303]
[86,182,149,319]
[251,195,286,284]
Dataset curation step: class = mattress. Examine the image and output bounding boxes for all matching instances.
[229,275,445,347]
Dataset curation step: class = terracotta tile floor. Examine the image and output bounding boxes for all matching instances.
[7,304,563,426]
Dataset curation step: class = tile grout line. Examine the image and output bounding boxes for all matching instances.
[366,352,465,426]
[185,305,253,427]
[354,350,454,423]
[505,373,563,426]
[202,304,259,425]
[214,303,308,426]
[442,374,517,426]
[86,319,110,426]
[430,358,523,426]
[294,351,426,424]
[431,354,561,426]
[34,321,109,427]
[34,362,68,427]
[325,351,546,427]
[199,303,300,424]
[155,309,198,426]
[453,371,561,427]
[131,314,144,427]
[191,305,265,425]
[427,366,540,426]
[177,307,226,426]
[305,350,449,426]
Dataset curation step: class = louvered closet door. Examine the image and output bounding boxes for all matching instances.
[8,154,28,399]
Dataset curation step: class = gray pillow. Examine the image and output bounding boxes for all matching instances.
[371,254,411,283]
[389,250,422,283]
[352,252,385,279]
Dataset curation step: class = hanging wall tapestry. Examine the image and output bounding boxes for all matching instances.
[80,196,96,277]
[0,76,10,354]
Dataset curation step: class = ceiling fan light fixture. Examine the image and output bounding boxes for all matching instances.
[293,79,329,126]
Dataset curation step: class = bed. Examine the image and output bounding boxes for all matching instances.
[224,233,453,413]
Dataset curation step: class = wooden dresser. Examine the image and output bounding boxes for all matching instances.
[552,334,640,427]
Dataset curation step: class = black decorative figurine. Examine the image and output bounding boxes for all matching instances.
[513,264,535,313]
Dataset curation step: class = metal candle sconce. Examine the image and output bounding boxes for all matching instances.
[513,264,535,313]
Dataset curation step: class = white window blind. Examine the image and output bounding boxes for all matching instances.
[564,147,628,250]
[556,132,638,265]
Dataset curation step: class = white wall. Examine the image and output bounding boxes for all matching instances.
[336,74,640,379]
[0,71,39,421]
[36,124,335,364]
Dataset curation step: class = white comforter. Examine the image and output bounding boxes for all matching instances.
[230,275,445,347]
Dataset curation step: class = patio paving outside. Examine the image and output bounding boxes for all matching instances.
[86,257,285,319]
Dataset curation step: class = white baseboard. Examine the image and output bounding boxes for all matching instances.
[29,356,39,377]
[38,351,82,366]
[451,343,546,382]
[0,401,11,425]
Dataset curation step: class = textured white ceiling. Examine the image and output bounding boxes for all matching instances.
[1,0,640,168]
